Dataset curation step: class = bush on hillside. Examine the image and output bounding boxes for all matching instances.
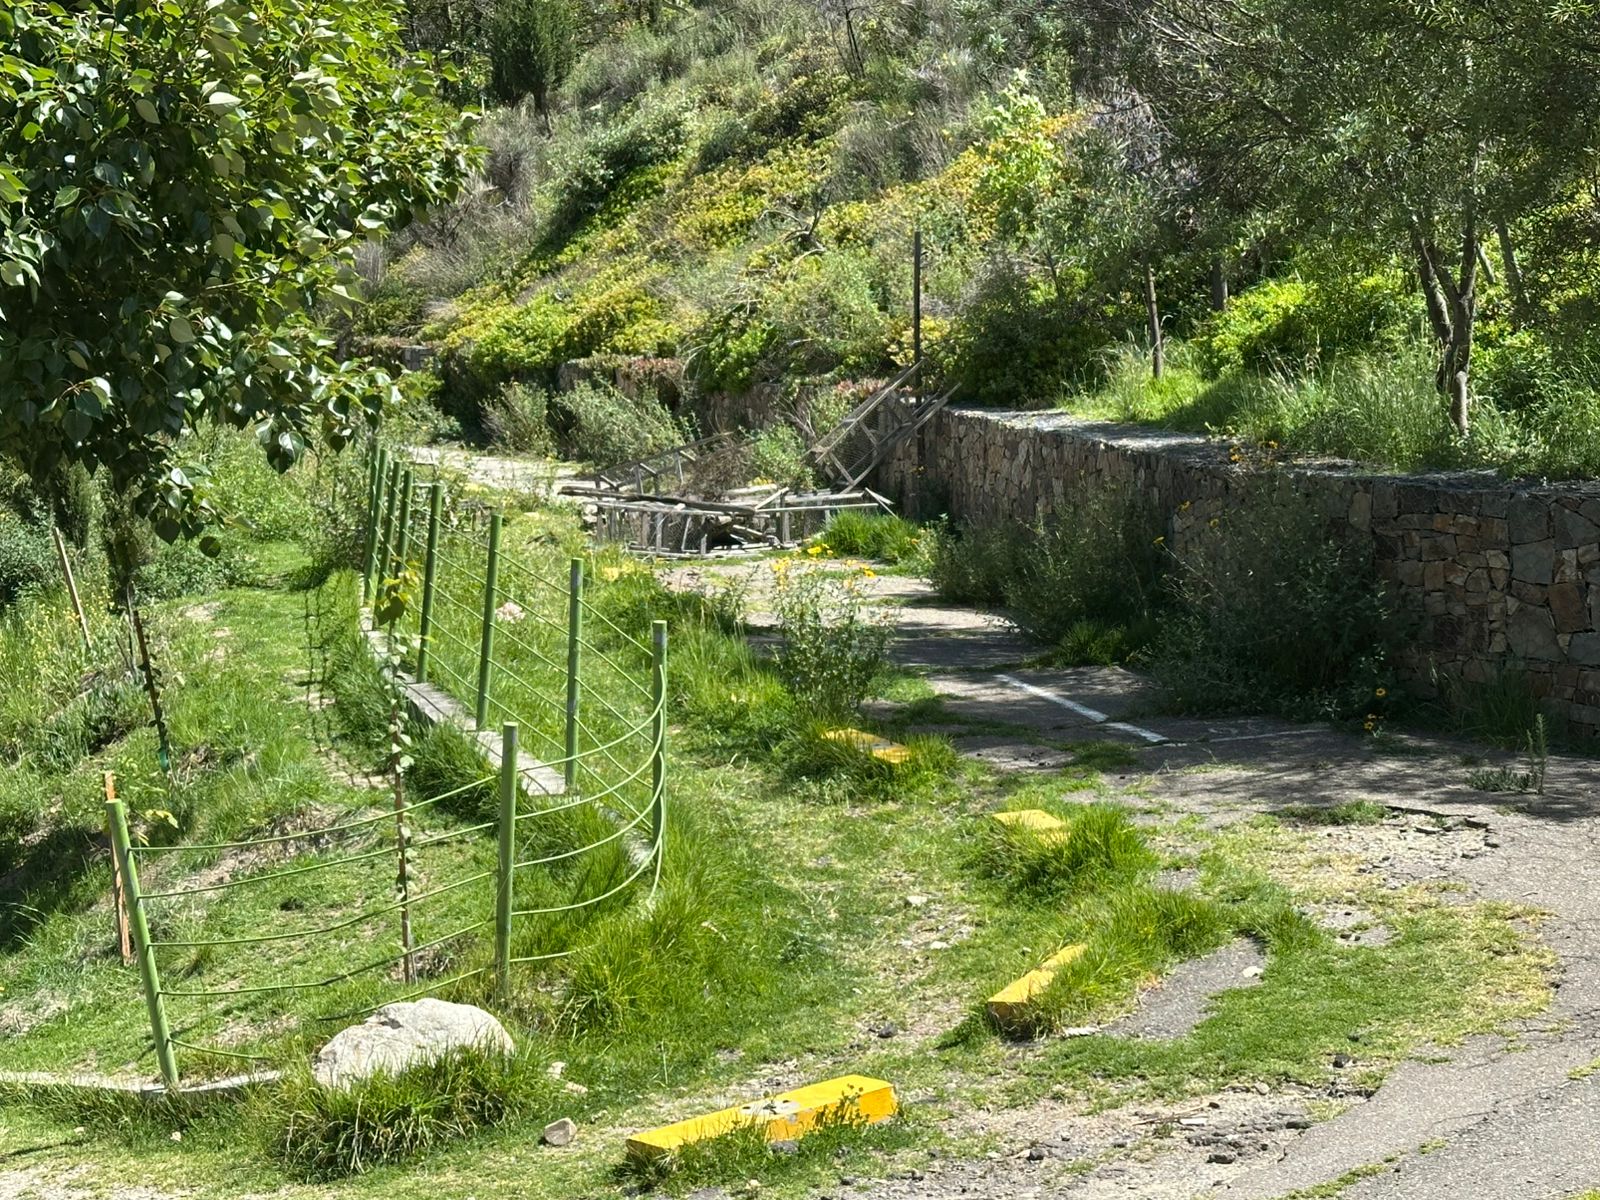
[549,381,686,465]
[1194,272,1414,377]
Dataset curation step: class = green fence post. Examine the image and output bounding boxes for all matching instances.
[564,557,583,791]
[106,796,178,1087]
[416,484,442,684]
[363,447,389,601]
[375,457,402,602]
[650,619,667,878]
[390,470,415,636]
[475,511,502,731]
[495,722,518,995]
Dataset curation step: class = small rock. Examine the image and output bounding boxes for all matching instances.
[169,1130,182,1142]
[542,1117,577,1147]
[314,998,514,1090]
[927,939,951,950]
[547,1060,566,1078]
[1242,966,1263,978]
[1287,1118,1312,1130]
[1179,1117,1208,1127]
[1208,1151,1237,1164]
[1254,1081,1269,1095]
[563,1081,589,1096]
[876,1023,899,1039]
[770,1139,799,1156]
[1332,1054,1352,1068]
[905,894,930,908]
[1027,1146,1047,1161]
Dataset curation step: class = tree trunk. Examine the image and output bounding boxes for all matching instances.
[1496,222,1527,327]
[1209,255,1229,311]
[1144,258,1165,380]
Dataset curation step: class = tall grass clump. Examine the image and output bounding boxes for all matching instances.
[813,510,921,563]
[1150,485,1403,722]
[272,1048,555,1180]
[974,802,1157,897]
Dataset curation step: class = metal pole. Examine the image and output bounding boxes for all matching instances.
[564,558,583,791]
[106,795,178,1087]
[416,484,442,684]
[650,620,667,881]
[475,511,502,731]
[103,772,131,964]
[390,469,414,636]
[376,457,402,594]
[363,447,389,600]
[495,722,518,994]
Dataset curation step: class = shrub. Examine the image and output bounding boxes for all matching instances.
[272,1048,554,1180]
[0,511,54,607]
[1194,271,1414,377]
[482,382,556,455]
[747,423,814,489]
[919,518,1021,606]
[770,561,889,717]
[548,96,688,235]
[1002,491,1165,645]
[486,0,577,117]
[1151,485,1403,721]
[773,721,958,802]
[549,381,685,466]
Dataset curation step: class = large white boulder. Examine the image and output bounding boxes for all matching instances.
[312,998,514,1089]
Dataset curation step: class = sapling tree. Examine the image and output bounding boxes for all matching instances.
[0,0,474,535]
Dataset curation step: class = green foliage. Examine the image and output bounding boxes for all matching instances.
[0,0,473,516]
[550,381,685,465]
[549,97,688,235]
[273,1048,555,1181]
[487,0,577,115]
[1151,487,1403,722]
[746,423,813,489]
[770,563,890,717]
[813,511,921,564]
[482,382,556,456]
[0,509,53,606]
[920,491,1165,650]
[975,802,1157,898]
[773,721,959,803]
[1194,273,1414,376]
[1275,800,1390,826]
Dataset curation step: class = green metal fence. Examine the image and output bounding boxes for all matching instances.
[106,446,667,1087]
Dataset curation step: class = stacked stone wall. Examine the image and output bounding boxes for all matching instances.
[883,409,1600,736]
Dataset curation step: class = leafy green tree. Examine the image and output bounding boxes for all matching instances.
[1112,0,1600,432]
[0,0,473,537]
[487,0,577,129]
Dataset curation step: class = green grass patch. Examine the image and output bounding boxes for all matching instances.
[1274,800,1390,826]
[811,511,923,565]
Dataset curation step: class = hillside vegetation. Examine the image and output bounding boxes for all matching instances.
[363,0,1600,476]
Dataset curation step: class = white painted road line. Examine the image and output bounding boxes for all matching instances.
[993,674,1170,745]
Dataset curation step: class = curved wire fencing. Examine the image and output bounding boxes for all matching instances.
[105,445,667,1087]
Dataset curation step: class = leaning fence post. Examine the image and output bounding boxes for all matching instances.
[564,558,583,791]
[650,620,668,878]
[416,484,442,684]
[495,722,518,995]
[106,794,178,1087]
[475,510,503,731]
[390,469,415,637]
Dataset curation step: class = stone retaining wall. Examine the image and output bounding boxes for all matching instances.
[882,409,1600,736]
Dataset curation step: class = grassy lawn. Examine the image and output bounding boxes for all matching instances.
[0,490,1558,1198]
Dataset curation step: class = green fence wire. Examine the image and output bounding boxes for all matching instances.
[105,443,668,1087]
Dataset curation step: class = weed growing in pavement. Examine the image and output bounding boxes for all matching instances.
[272,1047,558,1180]
[1468,714,1549,795]
[1274,799,1390,826]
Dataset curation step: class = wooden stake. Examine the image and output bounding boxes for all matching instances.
[103,772,133,965]
[52,526,91,652]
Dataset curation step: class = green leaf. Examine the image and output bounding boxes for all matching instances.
[135,97,159,123]
[168,315,196,343]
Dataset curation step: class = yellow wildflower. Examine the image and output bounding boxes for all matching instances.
[1376,687,1388,698]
